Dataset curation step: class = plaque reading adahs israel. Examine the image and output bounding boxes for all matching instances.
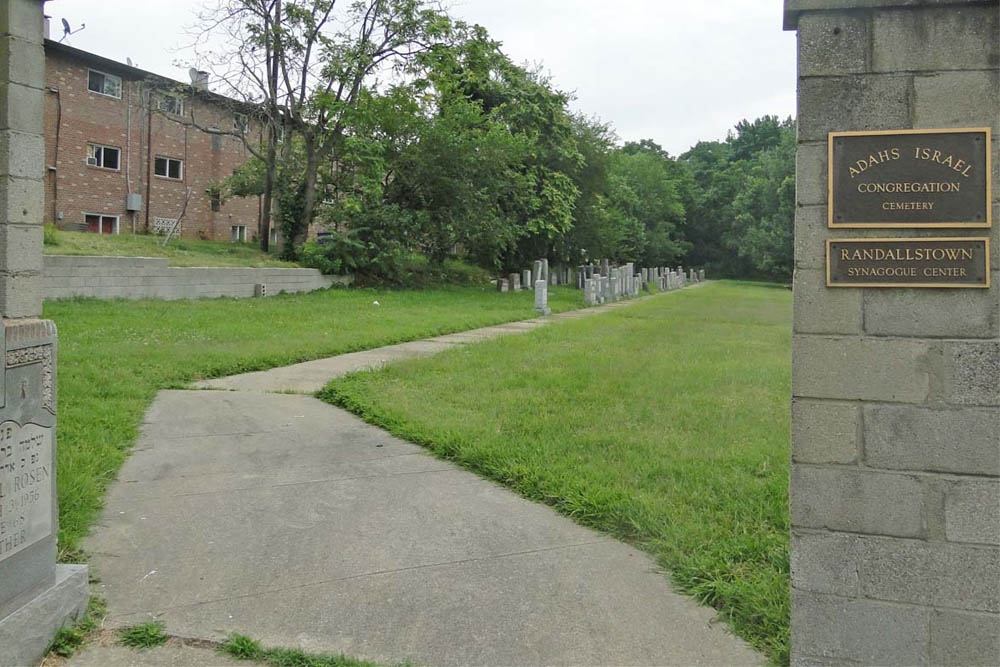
[829,128,991,228]
[827,238,990,288]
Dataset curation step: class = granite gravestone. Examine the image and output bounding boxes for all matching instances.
[534,280,551,315]
[0,2,89,664]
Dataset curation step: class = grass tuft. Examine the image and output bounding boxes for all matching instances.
[45,596,107,658]
[220,633,264,660]
[320,281,792,663]
[221,633,378,667]
[118,621,168,649]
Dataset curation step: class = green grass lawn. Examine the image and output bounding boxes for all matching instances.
[45,285,581,560]
[44,228,298,267]
[321,282,792,663]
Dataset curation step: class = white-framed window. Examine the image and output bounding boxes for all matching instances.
[84,213,119,235]
[233,112,249,133]
[152,217,179,235]
[231,225,247,242]
[154,156,183,180]
[156,93,184,116]
[86,143,120,170]
[87,69,122,98]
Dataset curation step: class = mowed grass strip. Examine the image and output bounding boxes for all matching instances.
[44,229,298,267]
[45,285,581,558]
[321,282,792,662]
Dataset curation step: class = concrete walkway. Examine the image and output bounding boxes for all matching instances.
[78,286,761,666]
[193,298,637,394]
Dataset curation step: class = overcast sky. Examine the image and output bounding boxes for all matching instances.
[49,1,795,156]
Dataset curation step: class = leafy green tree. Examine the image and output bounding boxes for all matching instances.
[197,0,455,256]
[611,147,688,266]
[728,123,795,280]
[727,115,787,162]
[386,90,529,266]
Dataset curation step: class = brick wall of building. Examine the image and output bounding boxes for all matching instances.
[43,42,263,242]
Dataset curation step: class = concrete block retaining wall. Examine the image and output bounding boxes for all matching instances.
[43,255,349,300]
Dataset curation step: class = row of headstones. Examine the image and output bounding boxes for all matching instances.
[581,263,704,306]
[496,258,574,293]
[495,258,706,314]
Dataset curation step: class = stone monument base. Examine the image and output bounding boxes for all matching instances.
[0,564,88,666]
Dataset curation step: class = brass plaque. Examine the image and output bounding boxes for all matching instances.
[827,238,990,288]
[829,128,991,228]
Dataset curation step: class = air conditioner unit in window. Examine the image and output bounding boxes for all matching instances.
[86,157,97,166]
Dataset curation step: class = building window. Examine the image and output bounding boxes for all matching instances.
[233,113,249,133]
[269,227,278,244]
[154,156,183,180]
[210,192,221,212]
[86,143,120,170]
[156,93,184,116]
[85,213,119,235]
[87,69,122,98]
[231,225,247,242]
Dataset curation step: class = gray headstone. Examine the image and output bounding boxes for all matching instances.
[540,258,549,283]
[508,273,521,291]
[533,280,550,315]
[522,269,532,290]
[497,279,509,293]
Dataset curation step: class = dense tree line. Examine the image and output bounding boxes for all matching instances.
[206,1,794,283]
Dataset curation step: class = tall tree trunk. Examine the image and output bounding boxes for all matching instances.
[296,139,320,247]
[260,129,277,252]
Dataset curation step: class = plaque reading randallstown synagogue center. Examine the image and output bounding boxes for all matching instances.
[827,238,990,288]
[829,128,991,227]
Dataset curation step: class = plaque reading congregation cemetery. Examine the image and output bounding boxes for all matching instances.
[0,421,52,562]
[827,238,990,288]
[829,128,991,228]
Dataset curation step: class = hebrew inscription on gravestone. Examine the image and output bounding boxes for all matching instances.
[0,421,52,561]
[0,334,56,564]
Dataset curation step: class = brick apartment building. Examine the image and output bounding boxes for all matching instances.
[43,39,268,243]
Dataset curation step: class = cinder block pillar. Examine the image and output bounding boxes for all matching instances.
[784,1,999,665]
[0,2,88,665]
[0,0,45,317]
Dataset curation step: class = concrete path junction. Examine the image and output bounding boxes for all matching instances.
[74,284,762,666]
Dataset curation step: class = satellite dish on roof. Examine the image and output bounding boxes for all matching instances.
[58,18,85,43]
[127,57,133,67]
[189,68,199,84]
